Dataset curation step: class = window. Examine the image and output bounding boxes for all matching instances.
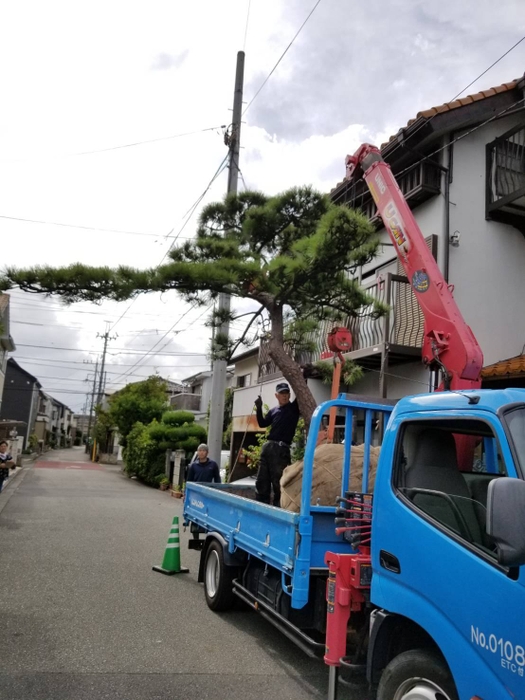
[236,373,252,388]
[504,407,525,475]
[394,420,508,556]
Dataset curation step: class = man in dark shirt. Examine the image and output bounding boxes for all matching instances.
[254,382,300,507]
[0,440,15,493]
[187,444,221,484]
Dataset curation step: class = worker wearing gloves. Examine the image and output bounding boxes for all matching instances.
[254,382,300,507]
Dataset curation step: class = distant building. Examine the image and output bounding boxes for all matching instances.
[0,358,41,449]
[34,390,54,447]
[73,414,91,436]
[170,370,234,427]
[0,294,16,413]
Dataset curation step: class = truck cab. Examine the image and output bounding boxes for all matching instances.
[366,388,525,699]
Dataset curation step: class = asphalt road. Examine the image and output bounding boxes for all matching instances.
[0,448,367,700]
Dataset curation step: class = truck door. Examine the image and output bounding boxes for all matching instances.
[372,412,525,699]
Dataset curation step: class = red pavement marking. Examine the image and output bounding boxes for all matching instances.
[35,461,104,470]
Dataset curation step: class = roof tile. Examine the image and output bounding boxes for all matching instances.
[331,77,520,194]
[482,354,525,378]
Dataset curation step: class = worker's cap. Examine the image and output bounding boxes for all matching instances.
[275,382,291,394]
[197,444,209,452]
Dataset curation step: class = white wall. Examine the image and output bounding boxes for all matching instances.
[350,361,430,399]
[361,189,446,279]
[232,354,259,387]
[448,113,525,365]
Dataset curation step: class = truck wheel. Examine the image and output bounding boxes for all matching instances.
[204,540,236,612]
[377,649,459,700]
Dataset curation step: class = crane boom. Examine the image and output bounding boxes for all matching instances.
[346,144,483,391]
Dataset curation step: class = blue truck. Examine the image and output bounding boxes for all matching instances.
[184,389,525,699]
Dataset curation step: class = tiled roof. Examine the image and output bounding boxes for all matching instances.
[482,353,525,379]
[331,77,521,194]
[381,78,519,148]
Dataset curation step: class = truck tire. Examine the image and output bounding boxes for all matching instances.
[203,540,236,612]
[377,649,459,700]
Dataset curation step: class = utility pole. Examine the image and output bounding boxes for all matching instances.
[207,50,245,465]
[96,330,117,406]
[85,359,99,453]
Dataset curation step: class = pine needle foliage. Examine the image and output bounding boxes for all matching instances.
[1,187,386,425]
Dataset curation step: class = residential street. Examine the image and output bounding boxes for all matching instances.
[0,448,366,700]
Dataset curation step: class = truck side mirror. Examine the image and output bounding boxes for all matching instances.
[487,477,525,567]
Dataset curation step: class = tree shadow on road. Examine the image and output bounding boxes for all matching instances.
[217,602,368,700]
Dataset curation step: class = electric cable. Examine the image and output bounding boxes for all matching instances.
[242,0,323,116]
[0,215,167,238]
[109,152,229,333]
[384,34,525,165]
[0,124,226,162]
[243,0,252,52]
[14,342,207,356]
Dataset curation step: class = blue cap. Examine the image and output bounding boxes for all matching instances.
[276,382,290,394]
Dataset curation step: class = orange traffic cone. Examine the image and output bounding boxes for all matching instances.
[152,516,189,575]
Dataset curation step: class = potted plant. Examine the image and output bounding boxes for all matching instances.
[159,476,170,491]
[171,483,183,499]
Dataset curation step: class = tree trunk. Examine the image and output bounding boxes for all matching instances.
[268,306,318,431]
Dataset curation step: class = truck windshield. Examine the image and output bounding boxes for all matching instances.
[504,407,525,475]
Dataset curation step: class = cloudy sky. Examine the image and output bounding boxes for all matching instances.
[1,0,524,411]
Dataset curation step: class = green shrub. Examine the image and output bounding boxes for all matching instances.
[28,434,39,452]
[123,422,165,485]
[123,411,207,487]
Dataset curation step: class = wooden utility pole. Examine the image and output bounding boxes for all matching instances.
[85,359,99,453]
[96,330,117,406]
[207,50,245,465]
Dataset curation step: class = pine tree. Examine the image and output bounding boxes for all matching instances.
[1,187,386,425]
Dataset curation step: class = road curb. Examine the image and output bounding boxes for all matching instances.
[0,466,29,516]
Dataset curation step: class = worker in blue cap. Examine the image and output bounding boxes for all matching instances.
[254,382,300,507]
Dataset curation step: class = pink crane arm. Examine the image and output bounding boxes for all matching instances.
[346,144,482,391]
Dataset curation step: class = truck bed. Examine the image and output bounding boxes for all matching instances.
[184,481,352,609]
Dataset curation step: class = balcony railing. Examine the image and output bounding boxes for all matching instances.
[486,123,525,233]
[332,160,442,225]
[170,393,202,412]
[256,273,423,381]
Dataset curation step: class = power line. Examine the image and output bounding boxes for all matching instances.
[106,304,206,387]
[0,124,226,163]
[395,95,525,180]
[14,342,207,356]
[12,356,211,370]
[108,151,229,333]
[75,125,226,156]
[242,0,323,115]
[0,214,167,238]
[385,34,525,164]
[158,152,230,261]
[243,0,252,52]
[449,35,525,103]
[9,297,186,319]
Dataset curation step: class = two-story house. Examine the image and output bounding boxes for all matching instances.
[330,74,525,400]
[0,358,41,449]
[230,75,525,454]
[0,294,16,414]
[34,390,54,449]
[170,370,216,426]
